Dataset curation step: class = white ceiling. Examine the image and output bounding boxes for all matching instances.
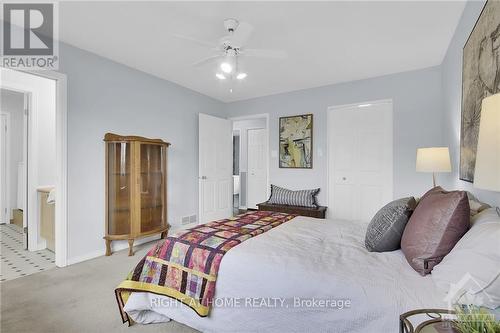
[59,1,465,103]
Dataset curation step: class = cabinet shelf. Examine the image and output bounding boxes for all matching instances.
[112,205,163,212]
[104,133,171,256]
[111,171,163,176]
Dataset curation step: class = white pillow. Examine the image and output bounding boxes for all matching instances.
[471,207,500,227]
[432,208,500,309]
[467,192,491,216]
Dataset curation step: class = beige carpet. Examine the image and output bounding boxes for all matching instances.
[1,241,199,333]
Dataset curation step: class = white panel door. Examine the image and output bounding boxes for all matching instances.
[247,128,267,209]
[328,101,393,222]
[199,113,233,224]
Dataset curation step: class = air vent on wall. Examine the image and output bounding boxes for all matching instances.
[181,215,197,225]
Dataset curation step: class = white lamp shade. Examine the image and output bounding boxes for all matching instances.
[416,147,452,173]
[474,93,500,191]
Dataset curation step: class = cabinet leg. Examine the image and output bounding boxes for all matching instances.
[161,231,168,239]
[105,239,112,256]
[128,239,134,256]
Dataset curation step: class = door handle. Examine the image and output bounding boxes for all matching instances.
[199,176,207,180]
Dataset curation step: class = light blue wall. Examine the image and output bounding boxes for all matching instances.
[59,43,225,262]
[441,0,500,205]
[224,66,444,205]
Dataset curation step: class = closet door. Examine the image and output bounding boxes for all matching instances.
[328,101,393,222]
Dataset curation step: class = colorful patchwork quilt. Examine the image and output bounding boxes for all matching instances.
[115,211,296,322]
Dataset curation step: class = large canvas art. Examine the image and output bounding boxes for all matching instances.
[461,0,500,182]
[279,114,313,168]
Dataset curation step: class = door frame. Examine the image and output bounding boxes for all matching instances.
[326,99,394,219]
[0,112,11,224]
[228,113,270,209]
[232,129,242,209]
[1,68,68,267]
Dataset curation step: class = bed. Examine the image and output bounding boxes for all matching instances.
[121,215,447,332]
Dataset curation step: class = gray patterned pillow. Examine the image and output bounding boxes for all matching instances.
[268,185,319,208]
[365,197,417,252]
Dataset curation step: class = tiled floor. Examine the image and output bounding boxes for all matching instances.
[0,224,55,282]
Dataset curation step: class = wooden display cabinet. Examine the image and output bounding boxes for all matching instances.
[104,133,170,256]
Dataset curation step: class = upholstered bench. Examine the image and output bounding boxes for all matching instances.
[257,202,327,219]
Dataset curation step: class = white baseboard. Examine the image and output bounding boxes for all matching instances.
[170,224,195,233]
[66,249,104,266]
[66,235,161,266]
[32,239,47,252]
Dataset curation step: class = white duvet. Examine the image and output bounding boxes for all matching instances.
[124,216,447,332]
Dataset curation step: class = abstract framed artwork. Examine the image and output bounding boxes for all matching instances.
[279,114,313,168]
[460,0,500,182]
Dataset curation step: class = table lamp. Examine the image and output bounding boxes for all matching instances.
[416,147,452,187]
[474,93,500,215]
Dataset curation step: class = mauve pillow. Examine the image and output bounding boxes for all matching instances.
[365,197,417,252]
[401,187,470,276]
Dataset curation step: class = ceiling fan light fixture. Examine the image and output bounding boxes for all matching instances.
[220,62,233,74]
[236,72,247,80]
[215,73,226,80]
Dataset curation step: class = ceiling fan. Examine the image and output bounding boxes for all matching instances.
[172,18,287,82]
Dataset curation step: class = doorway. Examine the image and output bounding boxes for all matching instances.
[231,115,269,210]
[327,100,393,222]
[0,89,26,243]
[0,88,56,281]
[198,113,269,225]
[1,68,68,272]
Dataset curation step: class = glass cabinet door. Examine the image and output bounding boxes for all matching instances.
[140,143,166,233]
[107,142,131,235]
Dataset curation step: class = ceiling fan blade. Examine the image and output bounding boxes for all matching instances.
[192,55,221,67]
[241,48,288,59]
[171,33,217,49]
[230,21,254,48]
